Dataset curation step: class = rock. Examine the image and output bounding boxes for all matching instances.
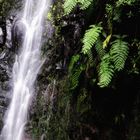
[0,17,6,48]
[0,17,15,130]
[5,19,12,48]
[0,105,5,114]
[40,133,46,140]
[0,50,6,60]
[0,27,4,45]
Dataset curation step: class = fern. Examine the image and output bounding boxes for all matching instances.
[82,25,102,54]
[70,65,85,90]
[98,36,129,87]
[79,0,92,10]
[95,38,105,59]
[110,36,129,71]
[98,54,114,88]
[63,0,77,15]
[68,54,80,73]
[87,50,94,67]
[116,0,137,6]
[63,0,92,15]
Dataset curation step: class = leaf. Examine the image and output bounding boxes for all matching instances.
[110,36,129,71]
[68,54,80,73]
[82,25,102,54]
[103,34,112,49]
[79,0,92,10]
[95,38,106,59]
[98,54,114,87]
[70,65,85,90]
[63,0,77,15]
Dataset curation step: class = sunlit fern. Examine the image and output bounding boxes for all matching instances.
[79,0,92,10]
[63,0,92,15]
[82,25,102,54]
[63,0,77,15]
[110,35,129,71]
[98,54,114,88]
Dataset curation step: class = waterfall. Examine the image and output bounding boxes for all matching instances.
[0,0,51,139]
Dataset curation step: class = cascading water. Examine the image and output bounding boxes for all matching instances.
[0,0,51,139]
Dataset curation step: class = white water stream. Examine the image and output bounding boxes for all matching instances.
[0,0,51,139]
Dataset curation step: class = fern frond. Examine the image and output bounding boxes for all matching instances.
[110,36,129,71]
[70,65,85,90]
[79,0,92,10]
[82,25,102,54]
[95,38,105,59]
[63,0,77,15]
[98,54,114,88]
[86,50,94,67]
[63,0,92,15]
[116,0,136,6]
[68,54,80,73]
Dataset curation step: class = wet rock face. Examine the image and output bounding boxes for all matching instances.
[0,17,6,48]
[0,27,4,45]
[0,16,16,129]
[5,18,13,49]
[11,17,27,53]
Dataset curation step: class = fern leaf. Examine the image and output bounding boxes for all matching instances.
[63,0,92,15]
[116,0,136,7]
[86,50,94,67]
[70,65,84,90]
[110,36,129,71]
[68,54,80,73]
[95,38,105,59]
[98,54,114,88]
[79,0,92,10]
[82,25,102,54]
[63,0,77,15]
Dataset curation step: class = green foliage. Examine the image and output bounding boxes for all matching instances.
[86,50,94,67]
[63,0,77,15]
[116,0,137,6]
[98,54,114,88]
[68,54,80,73]
[105,4,113,32]
[63,0,92,14]
[97,36,129,87]
[68,54,85,90]
[69,65,85,90]
[103,34,112,49]
[82,25,102,54]
[66,25,128,88]
[95,38,105,59]
[29,0,140,139]
[106,4,113,15]
[79,0,92,10]
[110,36,129,71]
[64,0,135,89]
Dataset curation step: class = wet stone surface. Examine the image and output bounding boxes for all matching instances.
[0,17,16,129]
